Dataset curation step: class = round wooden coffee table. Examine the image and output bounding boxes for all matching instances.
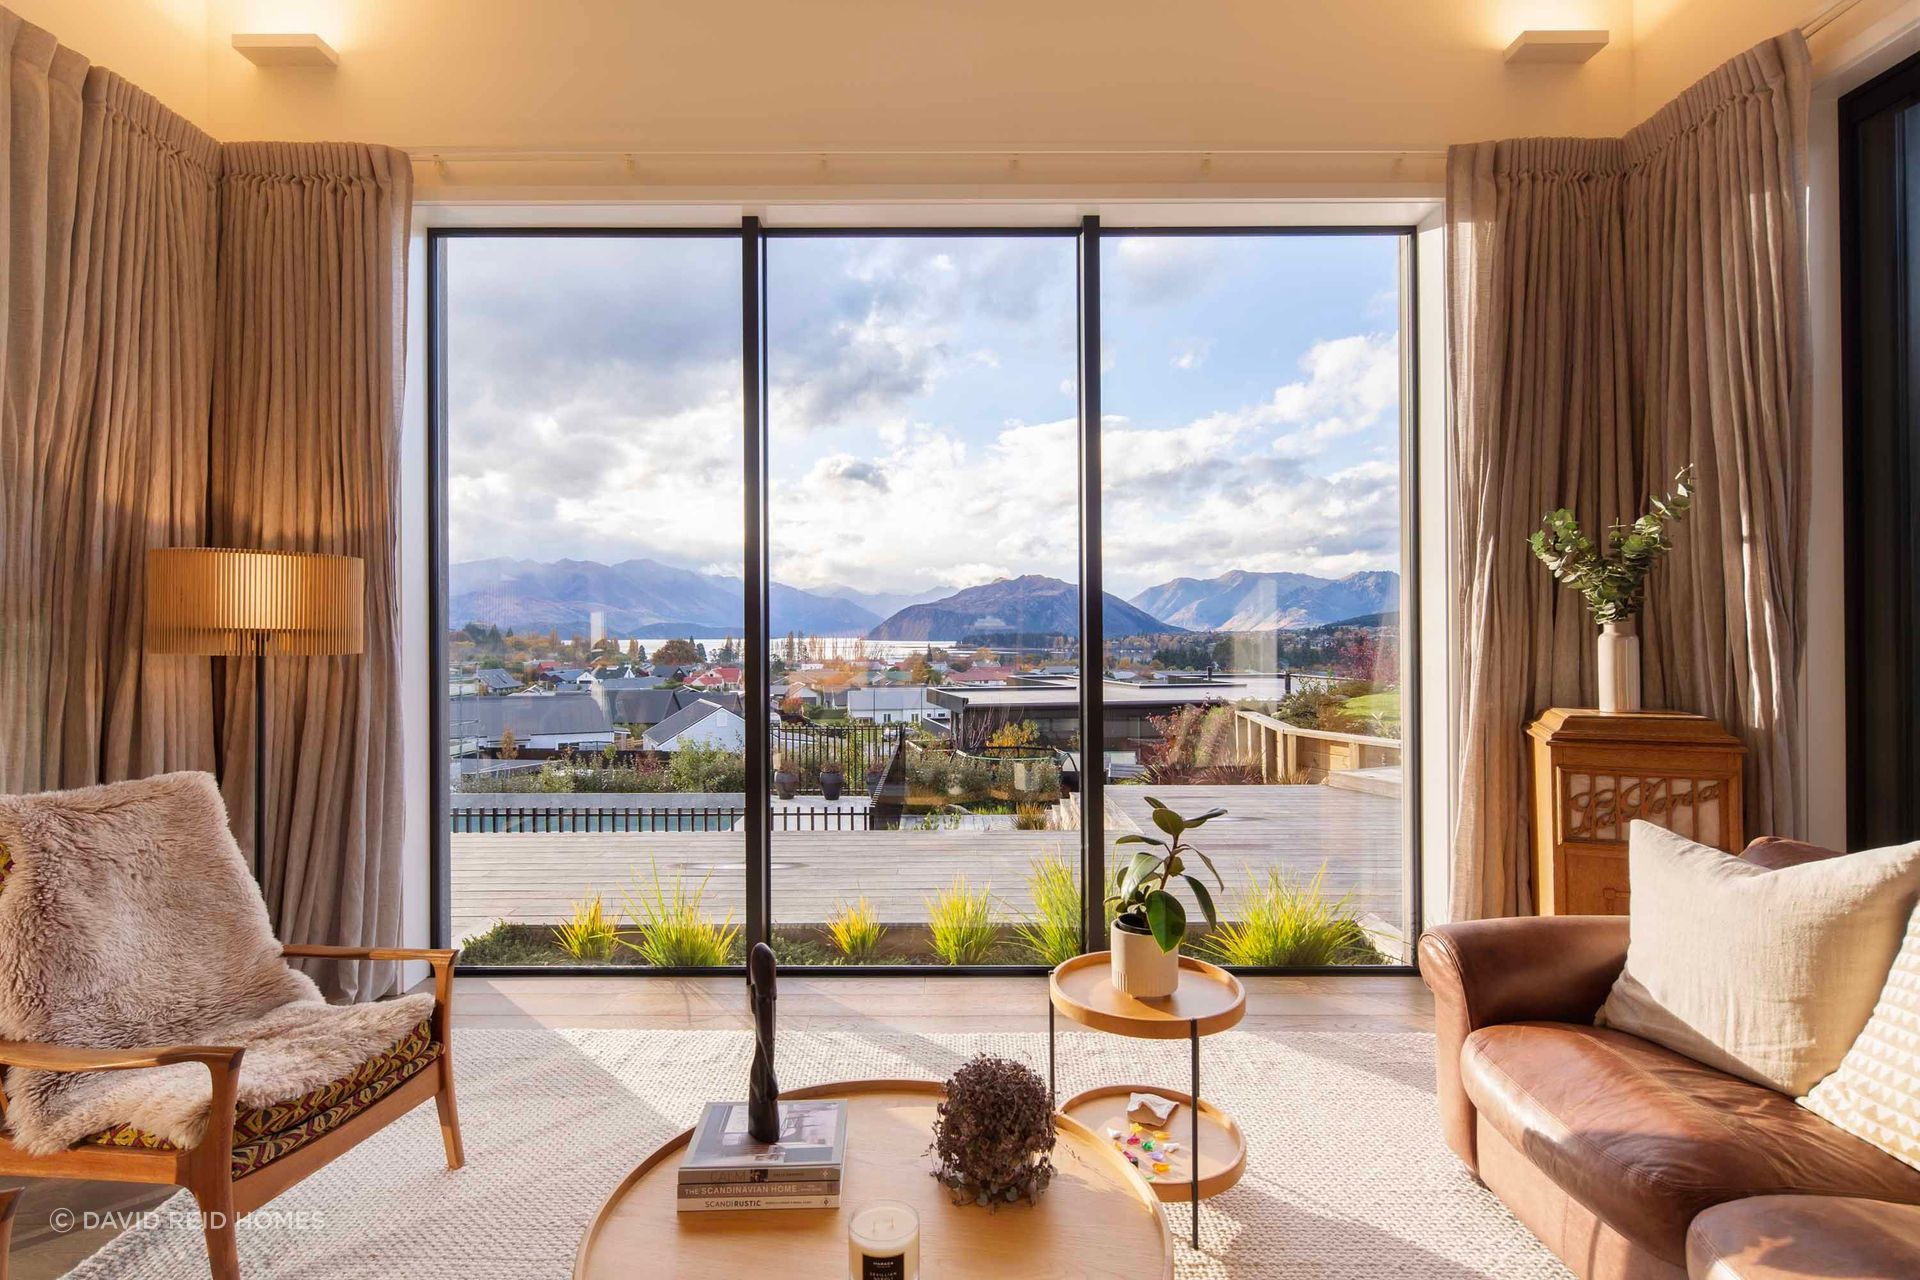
[1049,951,1248,1248]
[575,1079,1173,1279]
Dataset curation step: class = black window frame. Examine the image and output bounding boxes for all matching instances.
[428,217,1422,976]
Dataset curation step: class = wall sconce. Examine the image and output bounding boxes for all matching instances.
[1504,30,1610,64]
[231,33,339,67]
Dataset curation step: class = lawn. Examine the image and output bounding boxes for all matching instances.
[1342,690,1400,726]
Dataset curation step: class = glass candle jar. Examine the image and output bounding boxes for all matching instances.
[847,1199,919,1280]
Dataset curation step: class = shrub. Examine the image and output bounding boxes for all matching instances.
[1196,865,1382,967]
[620,862,739,967]
[1014,803,1049,831]
[926,878,998,965]
[555,894,621,963]
[457,920,557,966]
[1013,856,1081,967]
[666,743,747,793]
[822,896,887,963]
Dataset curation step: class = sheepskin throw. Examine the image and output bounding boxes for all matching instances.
[0,772,431,1155]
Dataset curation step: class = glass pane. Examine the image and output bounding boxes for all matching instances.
[442,235,746,968]
[1099,233,1411,967]
[766,234,1082,967]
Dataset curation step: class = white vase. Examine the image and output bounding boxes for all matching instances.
[1597,621,1641,713]
[1110,919,1180,998]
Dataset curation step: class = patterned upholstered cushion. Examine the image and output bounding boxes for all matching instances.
[82,1017,440,1176]
[1801,909,1920,1170]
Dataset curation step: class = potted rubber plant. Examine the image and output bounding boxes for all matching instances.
[1529,465,1695,712]
[1105,796,1224,998]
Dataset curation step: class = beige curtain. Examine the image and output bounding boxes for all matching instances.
[1447,33,1811,920]
[0,11,217,795]
[211,143,413,1001]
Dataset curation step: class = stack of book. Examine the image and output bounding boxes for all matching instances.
[676,1098,848,1212]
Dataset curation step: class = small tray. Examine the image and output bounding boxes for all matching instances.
[1060,1084,1246,1202]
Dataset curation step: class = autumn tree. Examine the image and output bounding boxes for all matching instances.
[497,727,519,760]
[653,637,701,666]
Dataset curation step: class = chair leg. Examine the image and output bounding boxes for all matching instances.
[189,1176,241,1280]
[1,1186,20,1280]
[435,1056,466,1171]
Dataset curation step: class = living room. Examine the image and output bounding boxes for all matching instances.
[3,0,1919,1276]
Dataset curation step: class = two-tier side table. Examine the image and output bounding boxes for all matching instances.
[1048,951,1248,1249]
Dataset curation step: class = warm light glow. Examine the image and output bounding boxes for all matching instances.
[230,0,350,51]
[145,548,365,656]
[1487,0,1616,47]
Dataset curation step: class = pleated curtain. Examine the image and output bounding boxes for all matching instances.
[0,6,414,1000]
[0,12,218,795]
[1447,33,1811,920]
[211,144,413,1001]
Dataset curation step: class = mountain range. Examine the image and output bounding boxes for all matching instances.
[1128,569,1399,632]
[449,558,1398,640]
[865,575,1176,642]
[450,558,882,638]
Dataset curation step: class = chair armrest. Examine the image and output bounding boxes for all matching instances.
[280,946,459,1041]
[0,1040,245,1074]
[1417,916,1629,1173]
[280,945,458,965]
[0,1040,246,1155]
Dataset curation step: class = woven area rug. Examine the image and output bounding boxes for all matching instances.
[62,1027,1569,1278]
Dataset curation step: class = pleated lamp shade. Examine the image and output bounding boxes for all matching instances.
[145,548,365,656]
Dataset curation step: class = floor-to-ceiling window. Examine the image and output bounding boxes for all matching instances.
[437,233,748,966]
[1098,231,1413,966]
[432,219,1417,971]
[765,233,1081,966]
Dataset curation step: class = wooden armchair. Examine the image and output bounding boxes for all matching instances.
[0,774,466,1280]
[0,947,462,1280]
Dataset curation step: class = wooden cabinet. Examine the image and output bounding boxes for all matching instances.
[1527,709,1746,915]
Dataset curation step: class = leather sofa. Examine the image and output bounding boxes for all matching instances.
[1419,838,1920,1280]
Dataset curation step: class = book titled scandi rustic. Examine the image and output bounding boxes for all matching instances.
[678,1099,847,1184]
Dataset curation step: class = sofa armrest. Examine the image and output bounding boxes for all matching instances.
[1417,916,1629,1172]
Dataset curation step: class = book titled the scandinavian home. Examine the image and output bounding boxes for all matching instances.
[676,1099,847,1211]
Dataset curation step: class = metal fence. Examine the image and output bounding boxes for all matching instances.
[451,805,874,834]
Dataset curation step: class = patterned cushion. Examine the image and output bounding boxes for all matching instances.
[82,1017,441,1176]
[1801,909,1920,1170]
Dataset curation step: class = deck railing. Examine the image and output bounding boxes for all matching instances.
[450,804,873,834]
[1231,709,1400,783]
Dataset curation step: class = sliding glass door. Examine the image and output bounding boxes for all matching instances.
[432,220,1417,971]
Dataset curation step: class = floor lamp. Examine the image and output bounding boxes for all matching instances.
[145,548,366,893]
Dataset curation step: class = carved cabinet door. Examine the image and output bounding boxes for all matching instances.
[1527,709,1746,916]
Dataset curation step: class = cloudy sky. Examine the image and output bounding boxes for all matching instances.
[445,231,1402,602]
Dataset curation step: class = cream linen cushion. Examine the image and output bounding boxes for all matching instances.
[1596,822,1920,1096]
[1800,906,1920,1169]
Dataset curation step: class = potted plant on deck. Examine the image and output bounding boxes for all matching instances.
[1529,465,1695,713]
[1105,796,1225,998]
[820,758,846,802]
[772,751,798,801]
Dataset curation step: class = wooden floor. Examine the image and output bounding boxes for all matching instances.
[451,782,1411,945]
[4,971,1431,1280]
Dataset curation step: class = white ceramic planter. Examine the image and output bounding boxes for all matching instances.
[1110,919,1180,998]
[1597,620,1642,713]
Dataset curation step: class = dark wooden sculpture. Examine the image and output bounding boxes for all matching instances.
[747,940,780,1143]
